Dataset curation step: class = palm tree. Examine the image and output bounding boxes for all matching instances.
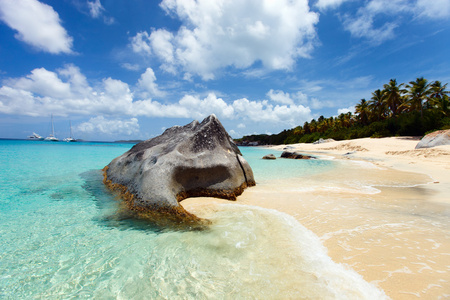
[405,77,431,118]
[355,98,370,125]
[309,119,318,133]
[368,89,386,122]
[429,81,449,115]
[293,126,303,136]
[302,121,311,134]
[383,79,404,118]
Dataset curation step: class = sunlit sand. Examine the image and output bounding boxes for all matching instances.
[183,137,450,299]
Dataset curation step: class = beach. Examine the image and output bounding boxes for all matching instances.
[1,140,387,299]
[1,138,448,298]
[183,137,450,299]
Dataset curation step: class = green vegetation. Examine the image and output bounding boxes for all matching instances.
[236,78,450,145]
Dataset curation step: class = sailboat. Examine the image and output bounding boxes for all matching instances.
[28,132,44,140]
[63,120,77,142]
[44,114,59,142]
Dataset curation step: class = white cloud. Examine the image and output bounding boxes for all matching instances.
[336,0,450,44]
[0,65,314,129]
[343,18,397,45]
[416,0,450,19]
[131,0,319,80]
[293,91,309,104]
[77,116,139,136]
[137,68,165,98]
[309,97,333,109]
[342,6,398,45]
[316,0,351,10]
[131,31,152,55]
[6,67,72,99]
[0,65,131,116]
[149,29,176,73]
[121,63,140,71]
[87,0,103,18]
[0,0,73,54]
[232,98,311,127]
[337,106,355,115]
[267,88,334,110]
[267,89,294,105]
[87,0,114,24]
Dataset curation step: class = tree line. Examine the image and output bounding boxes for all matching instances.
[236,77,450,145]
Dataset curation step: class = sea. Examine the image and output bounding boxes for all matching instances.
[0,139,389,299]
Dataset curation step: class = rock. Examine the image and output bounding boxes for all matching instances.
[280,151,314,159]
[313,138,335,145]
[283,146,295,150]
[344,151,357,156]
[103,115,255,220]
[262,154,276,160]
[415,130,450,149]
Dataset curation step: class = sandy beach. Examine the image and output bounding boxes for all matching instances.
[183,137,450,299]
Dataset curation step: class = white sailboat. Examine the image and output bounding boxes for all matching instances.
[44,114,59,142]
[63,120,77,142]
[28,132,44,140]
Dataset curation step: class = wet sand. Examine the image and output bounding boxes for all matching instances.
[183,137,450,299]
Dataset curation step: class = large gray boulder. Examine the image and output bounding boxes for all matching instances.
[103,115,255,219]
[415,129,450,149]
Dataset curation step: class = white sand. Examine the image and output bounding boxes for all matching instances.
[183,137,450,299]
[270,137,450,203]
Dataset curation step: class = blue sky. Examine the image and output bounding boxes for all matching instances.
[1,0,449,141]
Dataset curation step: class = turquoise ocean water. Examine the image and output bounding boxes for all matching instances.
[0,140,385,299]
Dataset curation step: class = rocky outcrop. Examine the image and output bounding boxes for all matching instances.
[280,151,314,159]
[416,130,450,149]
[262,154,276,160]
[313,138,335,144]
[103,115,255,220]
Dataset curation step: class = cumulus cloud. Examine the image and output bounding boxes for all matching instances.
[77,116,139,136]
[6,67,72,99]
[131,0,319,79]
[137,68,165,98]
[267,90,294,105]
[0,64,130,116]
[131,31,152,55]
[0,0,73,54]
[232,98,311,127]
[0,65,314,129]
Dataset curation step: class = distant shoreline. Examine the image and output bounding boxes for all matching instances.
[0,138,142,144]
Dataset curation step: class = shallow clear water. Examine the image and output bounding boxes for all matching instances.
[239,146,337,183]
[0,140,385,299]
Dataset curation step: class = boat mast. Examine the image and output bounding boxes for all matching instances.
[51,114,55,137]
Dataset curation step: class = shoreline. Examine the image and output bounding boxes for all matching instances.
[183,137,450,299]
[268,137,450,204]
